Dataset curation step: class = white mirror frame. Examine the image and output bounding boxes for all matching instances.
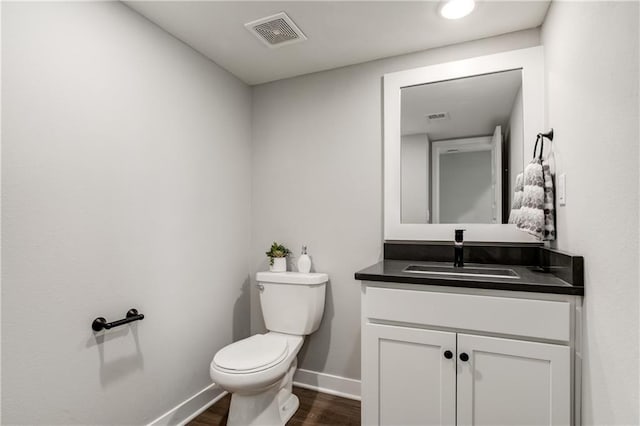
[384,46,544,242]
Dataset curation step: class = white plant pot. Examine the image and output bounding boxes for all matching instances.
[270,257,287,272]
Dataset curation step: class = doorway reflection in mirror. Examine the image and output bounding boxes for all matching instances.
[400,69,524,225]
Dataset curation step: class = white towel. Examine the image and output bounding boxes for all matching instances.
[542,162,556,240]
[516,158,545,240]
[514,133,557,241]
[508,173,524,224]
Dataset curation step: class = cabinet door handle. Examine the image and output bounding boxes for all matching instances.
[459,352,469,362]
[444,350,453,359]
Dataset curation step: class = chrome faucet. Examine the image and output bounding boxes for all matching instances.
[454,229,465,268]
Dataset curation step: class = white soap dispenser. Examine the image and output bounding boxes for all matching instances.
[297,245,312,273]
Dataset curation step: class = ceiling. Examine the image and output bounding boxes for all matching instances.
[401,69,522,140]
[124,1,550,85]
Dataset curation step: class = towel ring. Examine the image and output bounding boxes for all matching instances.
[538,128,554,142]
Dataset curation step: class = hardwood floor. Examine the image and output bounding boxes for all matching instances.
[188,387,361,426]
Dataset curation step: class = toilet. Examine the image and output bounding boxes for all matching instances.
[210,271,328,426]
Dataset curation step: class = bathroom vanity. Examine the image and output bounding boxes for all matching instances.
[356,244,584,426]
[365,45,585,425]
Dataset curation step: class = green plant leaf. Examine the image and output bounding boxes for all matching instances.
[265,241,291,261]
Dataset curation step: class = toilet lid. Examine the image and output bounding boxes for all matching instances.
[213,334,288,372]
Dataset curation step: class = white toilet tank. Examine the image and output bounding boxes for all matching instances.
[256,271,328,335]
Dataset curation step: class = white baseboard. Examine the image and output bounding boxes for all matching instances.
[293,368,361,401]
[148,383,227,426]
[148,369,359,425]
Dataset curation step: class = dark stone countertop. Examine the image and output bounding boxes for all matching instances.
[355,259,584,296]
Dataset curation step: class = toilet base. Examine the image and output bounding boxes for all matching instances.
[227,359,299,426]
[280,390,299,423]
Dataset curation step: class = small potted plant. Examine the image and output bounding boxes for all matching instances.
[265,242,291,272]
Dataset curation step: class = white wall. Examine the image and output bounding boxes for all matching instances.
[251,28,541,381]
[401,134,429,224]
[542,2,639,424]
[2,2,252,424]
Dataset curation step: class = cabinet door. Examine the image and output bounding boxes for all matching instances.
[363,323,456,426]
[456,334,570,426]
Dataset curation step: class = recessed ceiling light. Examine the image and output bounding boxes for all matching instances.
[439,0,476,20]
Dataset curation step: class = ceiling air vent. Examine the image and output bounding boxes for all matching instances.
[426,112,450,121]
[245,12,307,48]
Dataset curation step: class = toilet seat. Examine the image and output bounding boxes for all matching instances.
[213,334,289,374]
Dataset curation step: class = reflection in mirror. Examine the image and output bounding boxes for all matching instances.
[400,69,523,225]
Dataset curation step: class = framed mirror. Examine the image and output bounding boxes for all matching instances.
[384,47,544,242]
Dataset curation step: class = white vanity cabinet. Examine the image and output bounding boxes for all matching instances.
[361,283,582,426]
[364,324,456,425]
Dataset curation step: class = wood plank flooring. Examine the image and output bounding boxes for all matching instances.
[189,386,361,426]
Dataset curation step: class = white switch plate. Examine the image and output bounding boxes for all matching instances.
[558,173,566,206]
